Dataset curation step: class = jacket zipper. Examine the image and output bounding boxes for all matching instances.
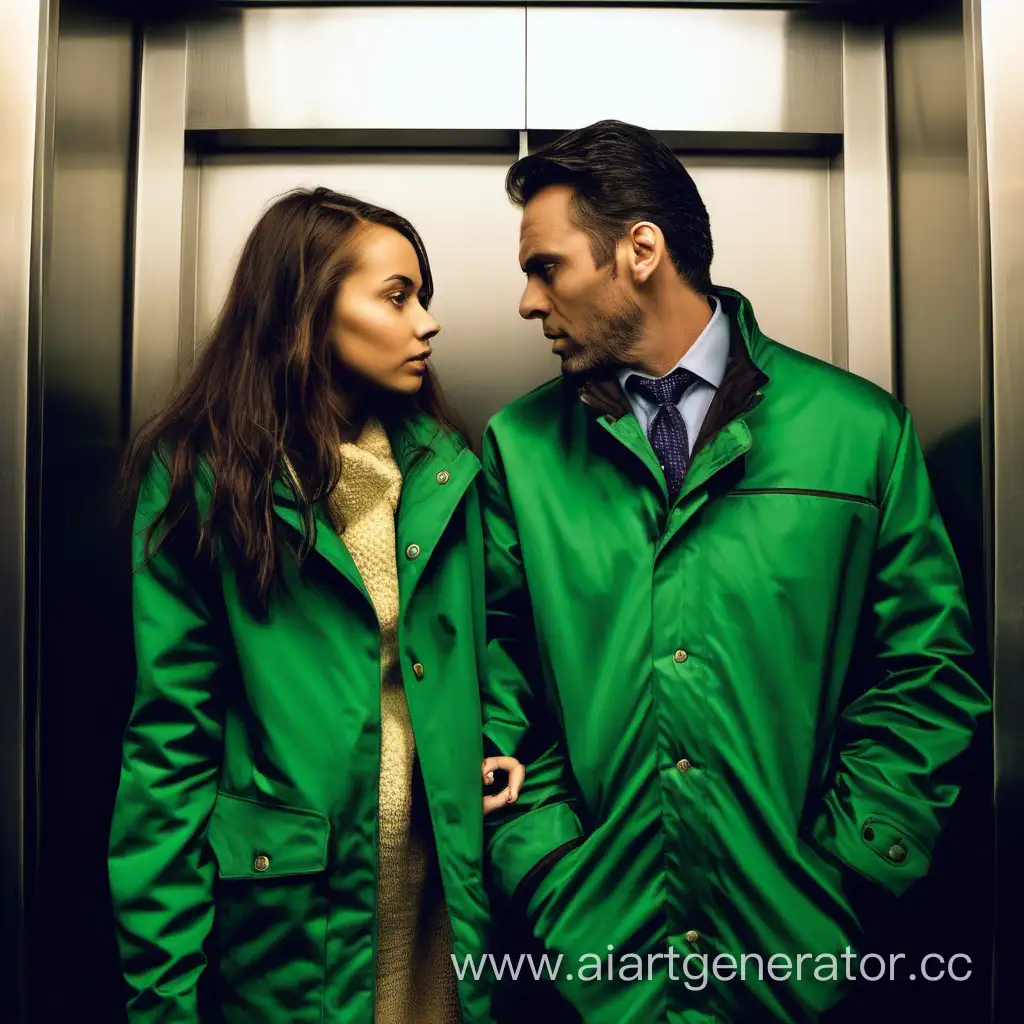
[726,487,877,507]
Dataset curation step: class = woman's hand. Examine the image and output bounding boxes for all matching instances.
[482,756,526,815]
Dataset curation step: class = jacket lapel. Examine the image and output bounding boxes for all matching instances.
[271,474,369,599]
[597,412,668,501]
[270,416,478,607]
[387,415,481,618]
[690,291,768,460]
[658,416,754,555]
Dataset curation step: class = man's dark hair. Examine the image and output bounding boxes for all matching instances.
[506,120,714,293]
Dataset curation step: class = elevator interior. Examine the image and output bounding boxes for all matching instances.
[133,3,897,445]
[3,1,1020,1022]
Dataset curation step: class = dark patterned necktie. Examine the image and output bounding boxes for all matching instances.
[628,367,700,497]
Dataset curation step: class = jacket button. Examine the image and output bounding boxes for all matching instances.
[673,649,688,663]
[412,662,425,680]
[685,930,699,943]
[253,854,270,872]
[436,470,450,485]
[888,843,907,863]
[676,758,691,772]
[405,543,421,560]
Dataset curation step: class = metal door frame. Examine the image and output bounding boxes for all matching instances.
[0,1,54,1021]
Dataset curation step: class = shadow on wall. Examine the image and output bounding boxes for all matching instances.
[75,0,967,28]
[72,0,230,24]
[35,400,136,1024]
[795,0,968,28]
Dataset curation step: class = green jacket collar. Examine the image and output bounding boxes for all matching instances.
[271,413,478,601]
[382,410,471,480]
[272,412,470,503]
[573,286,770,429]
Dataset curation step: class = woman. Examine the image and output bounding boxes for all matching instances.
[108,187,523,1023]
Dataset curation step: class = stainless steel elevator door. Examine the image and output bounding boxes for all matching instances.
[685,156,833,364]
[195,153,834,442]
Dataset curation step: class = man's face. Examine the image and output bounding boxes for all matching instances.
[517,184,644,376]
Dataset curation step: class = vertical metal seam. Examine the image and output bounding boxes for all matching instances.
[523,2,528,137]
[882,22,904,404]
[121,24,145,450]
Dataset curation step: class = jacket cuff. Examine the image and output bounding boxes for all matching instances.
[809,788,932,897]
[513,835,585,913]
[487,800,584,901]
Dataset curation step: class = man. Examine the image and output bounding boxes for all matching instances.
[478,120,989,1023]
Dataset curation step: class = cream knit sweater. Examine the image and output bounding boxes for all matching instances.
[326,416,462,1024]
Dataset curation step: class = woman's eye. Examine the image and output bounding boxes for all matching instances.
[388,292,407,308]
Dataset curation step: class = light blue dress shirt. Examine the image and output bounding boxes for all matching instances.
[617,296,731,457]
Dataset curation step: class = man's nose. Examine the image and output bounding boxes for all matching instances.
[519,281,548,321]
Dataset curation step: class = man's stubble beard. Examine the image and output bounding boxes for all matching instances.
[559,296,645,379]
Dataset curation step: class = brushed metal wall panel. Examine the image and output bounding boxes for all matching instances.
[685,156,834,364]
[893,12,982,450]
[131,23,188,436]
[187,6,526,131]
[827,149,849,374]
[525,7,842,134]
[838,23,895,393]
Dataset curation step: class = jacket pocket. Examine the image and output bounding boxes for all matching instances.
[207,791,330,880]
[205,793,333,1019]
[724,487,877,508]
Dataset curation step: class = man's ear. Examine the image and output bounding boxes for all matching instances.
[626,221,663,285]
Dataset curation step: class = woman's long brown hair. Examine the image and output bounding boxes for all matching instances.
[119,186,466,616]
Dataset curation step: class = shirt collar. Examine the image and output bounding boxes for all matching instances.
[616,295,730,393]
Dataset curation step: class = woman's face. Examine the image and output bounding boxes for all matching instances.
[330,224,440,395]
